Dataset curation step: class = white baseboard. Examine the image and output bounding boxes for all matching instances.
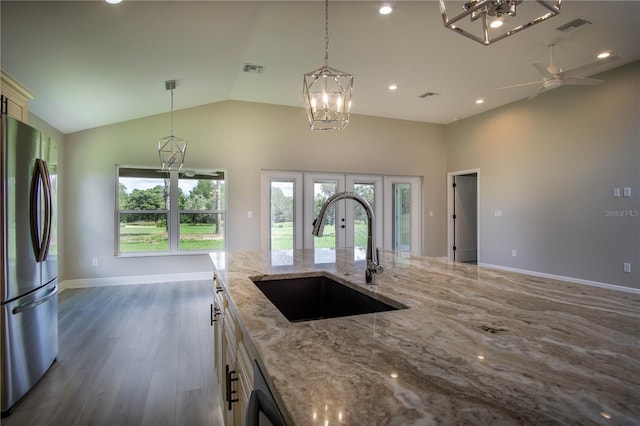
[59,271,213,292]
[479,263,640,295]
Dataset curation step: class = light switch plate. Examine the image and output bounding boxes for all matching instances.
[623,187,631,197]
[613,187,621,197]
[623,263,631,273]
[495,210,502,217]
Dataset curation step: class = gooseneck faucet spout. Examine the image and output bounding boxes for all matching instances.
[312,192,384,283]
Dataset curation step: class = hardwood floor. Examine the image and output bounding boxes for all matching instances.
[3,281,225,426]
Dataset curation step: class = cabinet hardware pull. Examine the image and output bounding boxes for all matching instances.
[225,364,239,410]
[216,287,224,293]
[211,304,222,325]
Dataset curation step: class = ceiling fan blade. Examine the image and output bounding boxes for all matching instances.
[532,62,555,80]
[491,81,541,90]
[561,54,622,79]
[562,77,604,86]
[527,85,546,100]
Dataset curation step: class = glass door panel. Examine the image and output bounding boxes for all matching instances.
[270,181,295,251]
[345,175,383,261]
[393,183,411,252]
[304,173,344,262]
[384,176,421,255]
[260,171,303,253]
[313,181,338,249]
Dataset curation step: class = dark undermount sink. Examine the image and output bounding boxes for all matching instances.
[251,274,407,322]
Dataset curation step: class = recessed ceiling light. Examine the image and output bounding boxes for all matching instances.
[597,51,611,59]
[388,84,398,91]
[105,0,122,3]
[379,5,393,15]
[475,99,484,104]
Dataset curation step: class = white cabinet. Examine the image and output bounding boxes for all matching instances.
[1,70,34,123]
[212,271,254,426]
[236,340,254,425]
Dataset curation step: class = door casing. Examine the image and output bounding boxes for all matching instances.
[447,169,480,262]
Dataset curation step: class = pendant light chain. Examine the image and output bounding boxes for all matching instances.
[324,0,329,66]
[169,86,174,136]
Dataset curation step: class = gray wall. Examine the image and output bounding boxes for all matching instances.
[62,101,447,281]
[446,61,640,289]
[54,60,639,289]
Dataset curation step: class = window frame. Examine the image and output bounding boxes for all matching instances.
[116,165,227,256]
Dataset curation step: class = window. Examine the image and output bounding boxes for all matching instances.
[117,167,225,255]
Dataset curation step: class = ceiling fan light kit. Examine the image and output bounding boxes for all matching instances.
[439,0,562,45]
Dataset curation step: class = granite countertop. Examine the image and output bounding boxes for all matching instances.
[209,249,640,425]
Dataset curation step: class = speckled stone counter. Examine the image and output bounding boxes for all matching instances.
[209,249,640,425]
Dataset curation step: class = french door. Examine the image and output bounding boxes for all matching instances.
[261,171,421,256]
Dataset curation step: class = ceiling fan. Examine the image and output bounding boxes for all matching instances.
[494,44,621,99]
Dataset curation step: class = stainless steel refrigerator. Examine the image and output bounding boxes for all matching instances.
[1,113,58,416]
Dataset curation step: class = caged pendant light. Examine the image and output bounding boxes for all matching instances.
[303,0,353,131]
[158,80,187,171]
[439,0,561,45]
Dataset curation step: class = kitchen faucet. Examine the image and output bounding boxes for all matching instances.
[312,192,384,283]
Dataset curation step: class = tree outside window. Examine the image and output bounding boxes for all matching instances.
[117,167,225,255]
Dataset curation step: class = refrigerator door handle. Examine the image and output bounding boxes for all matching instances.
[12,285,58,315]
[29,159,51,262]
[41,160,53,261]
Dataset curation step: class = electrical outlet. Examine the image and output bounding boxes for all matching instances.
[495,210,502,217]
[92,258,98,267]
[623,263,631,273]
[623,187,631,197]
[613,187,621,198]
[511,249,517,257]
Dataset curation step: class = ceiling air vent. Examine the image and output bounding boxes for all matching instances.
[419,92,439,99]
[556,18,592,34]
[243,63,265,74]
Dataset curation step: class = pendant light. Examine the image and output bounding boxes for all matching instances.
[438,0,561,45]
[158,80,187,171]
[303,0,353,131]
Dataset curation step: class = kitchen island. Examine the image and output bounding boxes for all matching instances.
[209,249,640,425]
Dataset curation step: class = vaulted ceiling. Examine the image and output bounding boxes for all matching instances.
[2,1,639,134]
